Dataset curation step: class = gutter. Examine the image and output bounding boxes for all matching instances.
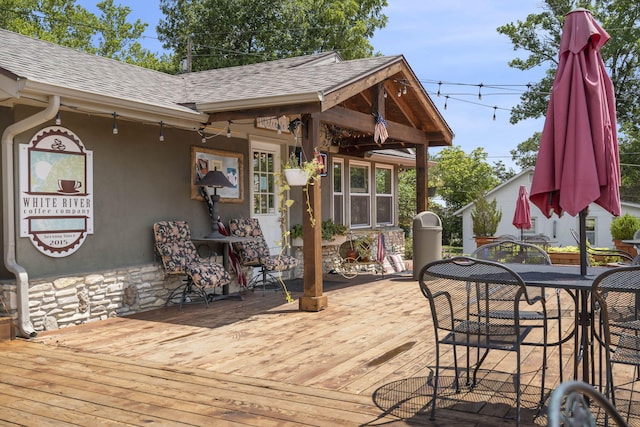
[2,95,59,338]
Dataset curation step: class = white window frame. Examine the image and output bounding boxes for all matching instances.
[348,160,371,228]
[375,164,394,226]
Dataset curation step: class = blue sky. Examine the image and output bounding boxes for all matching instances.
[77,0,549,170]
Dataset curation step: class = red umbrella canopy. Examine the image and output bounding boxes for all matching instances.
[529,8,621,218]
[513,185,532,230]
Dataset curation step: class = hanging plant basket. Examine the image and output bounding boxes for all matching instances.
[284,168,310,186]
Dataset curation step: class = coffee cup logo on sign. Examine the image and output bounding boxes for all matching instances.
[58,179,82,194]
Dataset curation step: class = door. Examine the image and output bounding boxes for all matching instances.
[250,140,282,251]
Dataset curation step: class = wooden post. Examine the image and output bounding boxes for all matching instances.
[416,144,428,213]
[299,114,328,312]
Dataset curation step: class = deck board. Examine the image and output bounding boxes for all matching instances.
[2,271,638,425]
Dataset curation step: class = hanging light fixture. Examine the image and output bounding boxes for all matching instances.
[226,121,231,138]
[112,112,118,135]
[55,111,61,125]
[159,121,165,142]
[276,122,282,135]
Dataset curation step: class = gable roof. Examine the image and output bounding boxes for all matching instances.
[0,28,452,147]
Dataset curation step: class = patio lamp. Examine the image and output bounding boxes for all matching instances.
[195,169,233,238]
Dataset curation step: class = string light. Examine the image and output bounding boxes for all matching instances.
[444,95,449,110]
[436,81,442,97]
[493,106,497,121]
[226,121,231,138]
[55,111,61,125]
[112,112,118,135]
[478,83,483,100]
[159,121,164,142]
[276,122,282,134]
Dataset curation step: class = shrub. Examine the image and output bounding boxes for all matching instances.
[471,196,502,237]
[610,213,640,240]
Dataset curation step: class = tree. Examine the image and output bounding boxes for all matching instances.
[0,0,172,71]
[510,132,541,169]
[498,0,640,199]
[498,0,640,128]
[157,0,388,71]
[429,146,500,213]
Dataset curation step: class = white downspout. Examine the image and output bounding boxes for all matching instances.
[2,95,59,338]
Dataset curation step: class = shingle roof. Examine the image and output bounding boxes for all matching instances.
[181,54,403,105]
[0,29,403,115]
[0,28,193,114]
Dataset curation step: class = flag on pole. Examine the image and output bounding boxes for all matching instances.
[373,112,388,144]
[376,233,386,263]
[217,220,247,288]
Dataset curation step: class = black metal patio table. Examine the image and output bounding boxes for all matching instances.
[506,263,607,385]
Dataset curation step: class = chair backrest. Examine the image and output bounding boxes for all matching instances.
[153,221,200,274]
[634,229,640,240]
[228,218,270,264]
[591,265,640,354]
[471,240,552,265]
[548,380,627,427]
[419,257,531,335]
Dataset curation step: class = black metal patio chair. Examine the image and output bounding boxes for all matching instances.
[471,240,567,382]
[570,228,633,265]
[419,257,548,427]
[548,380,627,427]
[591,265,640,407]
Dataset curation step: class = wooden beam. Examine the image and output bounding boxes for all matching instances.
[313,106,445,146]
[299,114,328,312]
[321,62,404,110]
[207,103,321,123]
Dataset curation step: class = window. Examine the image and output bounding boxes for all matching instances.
[252,150,275,214]
[349,162,370,227]
[332,159,344,225]
[523,217,537,235]
[375,166,393,225]
[586,217,597,246]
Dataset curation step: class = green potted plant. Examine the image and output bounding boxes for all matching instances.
[290,219,348,246]
[471,196,502,247]
[610,213,640,255]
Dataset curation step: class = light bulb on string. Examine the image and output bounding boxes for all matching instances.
[436,81,442,97]
[277,122,282,135]
[402,84,407,95]
[383,90,387,98]
[226,121,231,138]
[112,112,118,135]
[478,83,483,100]
[159,121,165,142]
[493,106,497,121]
[397,87,402,97]
[55,112,61,125]
[444,95,449,110]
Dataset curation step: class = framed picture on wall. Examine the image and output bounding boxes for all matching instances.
[190,146,243,203]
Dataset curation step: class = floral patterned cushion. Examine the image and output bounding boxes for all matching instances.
[228,218,298,271]
[153,220,230,288]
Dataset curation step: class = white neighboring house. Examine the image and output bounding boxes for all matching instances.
[454,168,640,256]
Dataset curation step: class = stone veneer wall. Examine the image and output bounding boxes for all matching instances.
[291,228,405,278]
[0,261,295,334]
[0,231,401,334]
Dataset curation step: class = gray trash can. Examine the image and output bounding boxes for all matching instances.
[412,211,442,279]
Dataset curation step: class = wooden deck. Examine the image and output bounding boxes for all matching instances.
[1,271,640,426]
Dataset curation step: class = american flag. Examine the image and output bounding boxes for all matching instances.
[373,112,388,144]
[376,233,386,263]
[217,220,247,288]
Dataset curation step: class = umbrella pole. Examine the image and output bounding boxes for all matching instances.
[579,209,588,276]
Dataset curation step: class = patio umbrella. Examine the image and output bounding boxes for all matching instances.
[513,185,532,241]
[529,8,621,275]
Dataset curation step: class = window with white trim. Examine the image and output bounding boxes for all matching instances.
[332,159,345,225]
[349,162,370,227]
[586,216,597,246]
[375,165,393,225]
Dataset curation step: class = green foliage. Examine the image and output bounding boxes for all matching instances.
[157,0,388,71]
[429,146,500,212]
[471,196,502,237]
[0,0,174,71]
[397,168,416,234]
[609,213,640,240]
[290,219,348,241]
